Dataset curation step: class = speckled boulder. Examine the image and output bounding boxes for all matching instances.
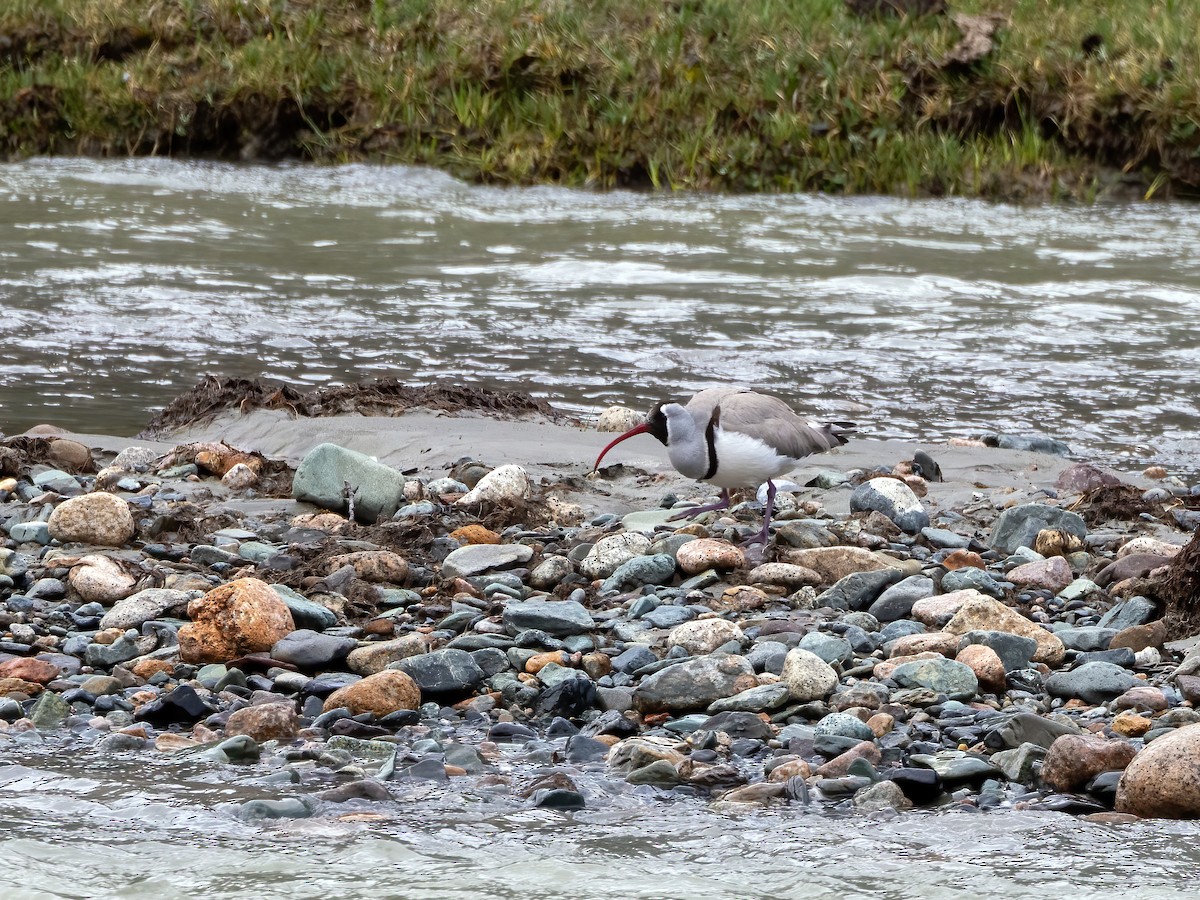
[675,539,745,575]
[1041,733,1136,793]
[579,532,652,580]
[68,554,137,604]
[1116,724,1200,818]
[224,702,300,742]
[943,595,1065,666]
[47,492,135,546]
[178,578,297,664]
[667,619,745,655]
[782,648,839,702]
[456,464,531,506]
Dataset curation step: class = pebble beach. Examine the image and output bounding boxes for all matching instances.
[3,391,1200,826]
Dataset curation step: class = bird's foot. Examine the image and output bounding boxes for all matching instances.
[666,495,731,522]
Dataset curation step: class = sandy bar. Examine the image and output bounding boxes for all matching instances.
[37,408,1150,520]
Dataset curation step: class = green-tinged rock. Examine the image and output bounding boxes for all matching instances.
[991,742,1047,786]
[195,734,261,763]
[292,442,407,523]
[626,759,681,786]
[237,798,315,821]
[29,691,70,729]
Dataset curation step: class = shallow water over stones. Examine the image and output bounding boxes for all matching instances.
[2,750,1200,900]
[2,158,1200,474]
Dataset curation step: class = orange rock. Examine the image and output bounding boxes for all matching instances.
[192,444,263,477]
[767,758,812,781]
[581,651,612,679]
[1112,711,1152,738]
[867,712,895,737]
[0,677,43,697]
[525,651,572,674]
[873,651,942,680]
[0,657,61,684]
[449,525,501,545]
[943,549,986,571]
[713,585,769,613]
[225,702,300,742]
[130,658,176,680]
[323,670,421,717]
[1110,621,1167,652]
[956,644,1007,694]
[178,577,296,664]
[362,618,395,636]
[444,765,468,777]
[155,733,200,752]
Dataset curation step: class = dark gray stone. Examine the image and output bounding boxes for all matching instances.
[817,568,903,611]
[601,554,676,593]
[395,648,486,695]
[868,575,935,622]
[990,503,1086,554]
[940,567,1006,598]
[850,478,929,533]
[503,599,593,636]
[272,629,357,670]
[1045,662,1139,704]
[1097,596,1157,630]
[958,630,1037,672]
[1054,626,1117,652]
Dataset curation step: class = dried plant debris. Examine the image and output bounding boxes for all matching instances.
[141,376,565,435]
[0,436,97,476]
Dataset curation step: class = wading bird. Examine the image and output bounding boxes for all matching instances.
[593,388,853,545]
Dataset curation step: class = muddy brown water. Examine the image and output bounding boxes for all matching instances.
[3,159,1200,894]
[1,158,1199,474]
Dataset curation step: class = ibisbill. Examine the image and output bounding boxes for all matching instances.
[592,388,854,546]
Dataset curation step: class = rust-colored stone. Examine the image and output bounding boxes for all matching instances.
[178,578,296,664]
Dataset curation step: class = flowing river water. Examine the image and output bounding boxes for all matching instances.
[2,160,1200,896]
[2,159,1199,472]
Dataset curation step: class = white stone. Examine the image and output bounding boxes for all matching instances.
[100,588,193,630]
[1117,536,1184,559]
[579,532,652,580]
[456,464,531,506]
[68,554,137,604]
[595,406,644,433]
[221,463,259,489]
[782,648,839,702]
[667,619,745,655]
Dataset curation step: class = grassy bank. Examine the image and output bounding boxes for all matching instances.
[2,0,1199,199]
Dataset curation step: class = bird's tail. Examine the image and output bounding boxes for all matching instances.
[824,421,856,446]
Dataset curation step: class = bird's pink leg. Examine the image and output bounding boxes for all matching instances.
[667,488,732,521]
[746,479,777,547]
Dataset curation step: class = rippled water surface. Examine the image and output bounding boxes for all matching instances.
[1,749,1198,900]
[2,159,1199,471]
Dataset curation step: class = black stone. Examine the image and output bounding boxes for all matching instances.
[883,767,944,805]
[535,679,597,719]
[489,722,538,742]
[330,718,389,739]
[564,735,610,762]
[531,788,586,810]
[134,684,215,725]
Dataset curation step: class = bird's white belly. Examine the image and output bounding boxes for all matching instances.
[706,429,797,489]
